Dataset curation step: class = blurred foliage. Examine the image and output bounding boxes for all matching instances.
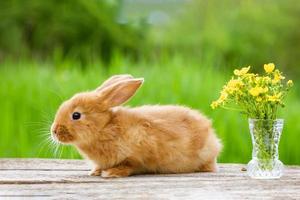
[1,0,300,75]
[149,0,300,76]
[0,0,146,63]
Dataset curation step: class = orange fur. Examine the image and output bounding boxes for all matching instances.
[51,74,222,178]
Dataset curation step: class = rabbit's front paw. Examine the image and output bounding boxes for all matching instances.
[101,166,133,178]
[89,168,102,176]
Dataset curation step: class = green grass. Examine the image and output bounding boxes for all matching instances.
[1,58,300,165]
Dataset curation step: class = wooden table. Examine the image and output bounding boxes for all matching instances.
[0,159,299,199]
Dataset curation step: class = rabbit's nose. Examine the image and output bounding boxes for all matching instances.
[51,123,58,135]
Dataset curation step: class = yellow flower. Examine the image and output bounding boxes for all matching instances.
[211,101,220,109]
[227,79,243,88]
[210,102,217,109]
[234,66,251,76]
[219,91,228,101]
[256,97,263,102]
[255,76,262,84]
[264,63,275,73]
[263,76,271,83]
[249,87,261,97]
[263,87,269,93]
[267,93,282,102]
[287,80,294,87]
[249,87,267,97]
[272,73,285,84]
[224,79,244,95]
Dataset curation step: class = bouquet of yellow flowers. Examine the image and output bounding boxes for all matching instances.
[211,63,293,119]
[211,63,293,179]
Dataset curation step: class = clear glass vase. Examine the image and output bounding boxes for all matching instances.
[247,119,284,179]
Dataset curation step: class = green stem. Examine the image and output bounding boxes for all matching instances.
[253,120,276,170]
[220,106,245,112]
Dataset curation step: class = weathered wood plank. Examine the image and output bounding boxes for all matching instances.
[0,158,88,170]
[0,159,299,199]
[1,182,298,200]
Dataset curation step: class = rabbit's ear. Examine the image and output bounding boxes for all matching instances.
[96,74,133,92]
[98,78,144,108]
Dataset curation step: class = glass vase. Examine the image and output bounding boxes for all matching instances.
[247,119,284,179]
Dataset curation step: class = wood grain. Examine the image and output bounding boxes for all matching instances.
[0,159,299,199]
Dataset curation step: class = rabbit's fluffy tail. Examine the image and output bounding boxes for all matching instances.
[197,130,222,172]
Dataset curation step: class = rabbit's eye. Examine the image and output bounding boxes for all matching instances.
[72,112,81,120]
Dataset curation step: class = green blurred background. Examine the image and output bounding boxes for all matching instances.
[1,0,299,164]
